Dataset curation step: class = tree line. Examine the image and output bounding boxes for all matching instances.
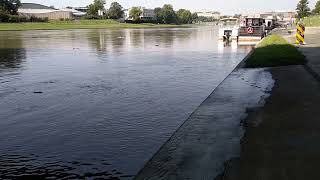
[86,1,198,24]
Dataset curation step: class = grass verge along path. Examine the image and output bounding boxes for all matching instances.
[303,16,320,27]
[0,20,189,31]
[245,34,305,68]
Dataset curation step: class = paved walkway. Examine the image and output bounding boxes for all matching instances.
[223,66,320,180]
[283,27,320,79]
[298,27,320,80]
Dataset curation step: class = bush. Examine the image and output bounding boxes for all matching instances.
[8,15,28,23]
[0,11,10,22]
[81,15,101,20]
[30,16,49,22]
[303,15,320,26]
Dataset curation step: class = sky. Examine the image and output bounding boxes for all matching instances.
[21,0,318,14]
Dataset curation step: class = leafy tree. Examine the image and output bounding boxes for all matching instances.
[197,16,217,22]
[296,0,311,19]
[177,9,192,24]
[161,4,177,24]
[129,7,142,23]
[191,12,198,22]
[154,7,163,23]
[107,2,123,19]
[0,0,21,15]
[87,0,105,16]
[312,0,320,14]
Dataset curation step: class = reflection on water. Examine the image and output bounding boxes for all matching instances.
[0,33,26,70]
[0,49,26,70]
[0,154,131,179]
[0,27,252,179]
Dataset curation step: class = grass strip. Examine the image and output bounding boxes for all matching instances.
[303,16,320,27]
[245,34,305,68]
[0,20,189,31]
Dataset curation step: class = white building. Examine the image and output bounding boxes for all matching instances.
[18,3,86,19]
[18,3,73,20]
[196,11,221,19]
[124,7,155,21]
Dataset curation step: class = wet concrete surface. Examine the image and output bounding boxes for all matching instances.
[135,68,274,180]
[223,66,320,180]
[280,27,320,80]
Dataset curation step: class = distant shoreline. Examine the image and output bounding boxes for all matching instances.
[0,20,191,31]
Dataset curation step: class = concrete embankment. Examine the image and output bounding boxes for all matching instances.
[134,52,275,179]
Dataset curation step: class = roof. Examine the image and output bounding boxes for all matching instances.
[60,8,86,16]
[20,3,55,10]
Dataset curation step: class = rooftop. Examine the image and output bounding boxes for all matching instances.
[20,3,55,10]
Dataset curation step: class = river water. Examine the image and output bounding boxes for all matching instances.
[0,27,251,179]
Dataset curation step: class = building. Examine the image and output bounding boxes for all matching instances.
[244,11,296,23]
[196,11,221,19]
[18,3,84,20]
[124,7,155,21]
[61,7,86,18]
[269,11,296,22]
[66,6,88,13]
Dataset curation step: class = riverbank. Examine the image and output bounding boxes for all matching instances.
[245,34,305,67]
[134,45,275,179]
[134,28,320,179]
[135,66,274,180]
[0,20,189,31]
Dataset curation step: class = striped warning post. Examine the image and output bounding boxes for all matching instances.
[296,24,305,45]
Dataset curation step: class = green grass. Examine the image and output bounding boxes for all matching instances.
[303,16,320,27]
[0,20,189,31]
[245,35,305,68]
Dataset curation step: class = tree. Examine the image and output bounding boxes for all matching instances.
[177,9,192,24]
[129,7,142,23]
[296,0,311,19]
[87,0,106,16]
[107,2,123,19]
[161,4,177,24]
[312,0,320,14]
[154,7,163,23]
[191,12,198,23]
[0,0,21,15]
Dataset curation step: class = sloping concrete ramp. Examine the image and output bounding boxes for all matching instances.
[135,68,274,180]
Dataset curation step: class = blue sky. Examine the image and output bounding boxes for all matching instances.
[21,0,318,14]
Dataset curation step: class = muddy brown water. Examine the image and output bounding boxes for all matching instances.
[0,27,251,179]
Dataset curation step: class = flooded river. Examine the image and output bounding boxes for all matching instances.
[0,27,251,179]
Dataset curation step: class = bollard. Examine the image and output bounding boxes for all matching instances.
[296,23,305,45]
